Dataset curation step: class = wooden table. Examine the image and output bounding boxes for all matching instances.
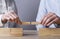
[0,30,60,39]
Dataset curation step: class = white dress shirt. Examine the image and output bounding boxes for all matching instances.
[0,0,7,26]
[36,0,60,30]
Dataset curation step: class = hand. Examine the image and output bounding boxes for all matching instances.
[1,11,22,24]
[40,12,60,26]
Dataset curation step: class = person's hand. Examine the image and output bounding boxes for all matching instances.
[40,12,60,26]
[1,11,22,24]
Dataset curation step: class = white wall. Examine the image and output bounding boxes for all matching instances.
[15,0,40,30]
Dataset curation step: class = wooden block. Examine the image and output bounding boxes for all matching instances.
[38,28,60,39]
[31,22,40,25]
[10,28,23,37]
[21,22,40,25]
[39,28,60,36]
[22,22,30,25]
[0,28,23,37]
[0,28,10,36]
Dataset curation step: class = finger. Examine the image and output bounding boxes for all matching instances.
[44,15,56,26]
[6,14,15,22]
[41,13,54,25]
[16,18,22,24]
[41,13,52,24]
[3,14,15,22]
[8,14,14,20]
[11,12,18,18]
[47,18,58,26]
[14,18,19,24]
[9,12,17,19]
[40,13,53,23]
[40,15,46,24]
[4,15,10,20]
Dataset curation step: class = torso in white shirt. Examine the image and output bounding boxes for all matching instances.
[46,0,60,17]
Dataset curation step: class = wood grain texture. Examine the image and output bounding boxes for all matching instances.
[31,22,40,25]
[21,22,40,25]
[38,28,60,39]
[10,28,23,37]
[38,28,60,36]
[22,22,30,25]
[0,28,23,37]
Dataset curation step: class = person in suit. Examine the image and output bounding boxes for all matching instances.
[36,0,60,30]
[0,0,22,28]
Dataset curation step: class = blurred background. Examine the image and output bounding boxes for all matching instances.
[15,0,40,30]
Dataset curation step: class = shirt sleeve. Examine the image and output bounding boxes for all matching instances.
[36,0,47,31]
[0,15,3,26]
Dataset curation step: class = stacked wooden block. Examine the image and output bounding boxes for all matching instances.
[0,28,23,37]
[38,28,60,39]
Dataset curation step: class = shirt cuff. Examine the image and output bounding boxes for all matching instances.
[0,15,3,26]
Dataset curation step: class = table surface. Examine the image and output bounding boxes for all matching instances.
[0,30,39,39]
[0,30,60,39]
